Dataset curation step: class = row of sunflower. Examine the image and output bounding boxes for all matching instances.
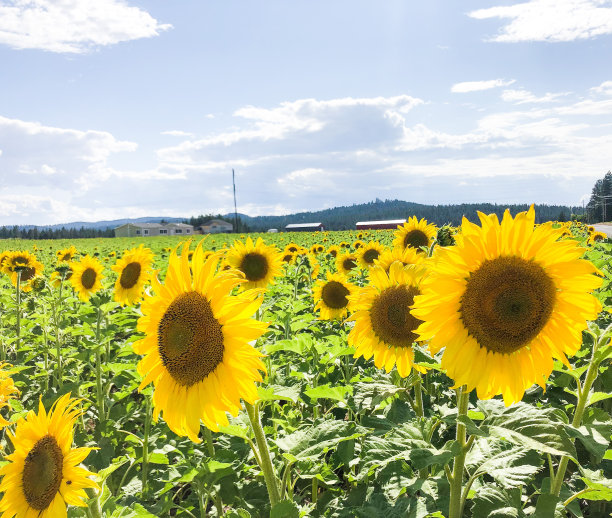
[0,209,608,517]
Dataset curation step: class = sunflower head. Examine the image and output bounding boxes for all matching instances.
[0,363,18,430]
[4,251,44,291]
[374,246,426,274]
[588,231,608,244]
[226,237,283,290]
[111,244,154,306]
[412,206,603,405]
[56,246,77,263]
[0,394,98,516]
[313,272,356,320]
[358,241,385,269]
[353,239,365,250]
[393,216,437,253]
[133,241,268,441]
[70,255,105,301]
[348,263,428,377]
[284,243,300,254]
[336,252,359,276]
[326,245,340,258]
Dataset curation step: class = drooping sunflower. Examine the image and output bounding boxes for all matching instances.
[70,255,104,301]
[0,363,18,430]
[336,252,359,276]
[111,245,154,306]
[0,394,98,517]
[226,237,283,290]
[133,242,268,441]
[281,251,297,265]
[326,245,340,258]
[348,263,427,377]
[50,266,73,289]
[412,207,602,405]
[393,216,437,253]
[56,246,77,263]
[313,272,356,320]
[3,251,44,291]
[374,246,426,273]
[358,241,386,269]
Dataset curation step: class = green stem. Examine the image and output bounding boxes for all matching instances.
[550,341,601,496]
[15,271,21,351]
[449,386,470,518]
[85,487,103,518]
[245,401,281,508]
[312,477,318,505]
[141,396,151,498]
[414,374,424,418]
[95,307,105,424]
[204,427,224,517]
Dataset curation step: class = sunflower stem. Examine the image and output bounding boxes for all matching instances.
[245,401,281,509]
[550,332,605,497]
[448,386,470,518]
[85,486,103,518]
[141,395,151,499]
[414,374,424,418]
[95,307,105,425]
[15,271,21,351]
[204,427,225,517]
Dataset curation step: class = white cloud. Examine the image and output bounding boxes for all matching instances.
[469,0,612,43]
[501,89,570,104]
[451,79,515,93]
[590,80,612,95]
[0,0,171,53]
[161,130,195,138]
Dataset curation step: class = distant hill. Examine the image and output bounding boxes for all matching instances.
[4,200,580,238]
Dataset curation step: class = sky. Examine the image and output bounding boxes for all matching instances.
[1,0,612,225]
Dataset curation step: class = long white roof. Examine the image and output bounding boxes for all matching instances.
[285,222,323,228]
[355,219,406,225]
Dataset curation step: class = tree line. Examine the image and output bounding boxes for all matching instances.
[0,226,114,240]
[586,171,612,223]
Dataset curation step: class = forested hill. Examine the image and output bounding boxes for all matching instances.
[236,199,579,231]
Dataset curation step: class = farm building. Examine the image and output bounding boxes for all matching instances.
[285,222,325,232]
[114,222,194,237]
[196,219,233,234]
[355,219,406,230]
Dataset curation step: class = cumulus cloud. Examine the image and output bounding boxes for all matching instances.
[0,0,171,53]
[451,79,515,93]
[590,80,612,95]
[501,89,570,104]
[469,0,612,43]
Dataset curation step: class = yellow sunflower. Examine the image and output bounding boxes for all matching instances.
[374,246,425,273]
[281,251,297,265]
[3,251,44,292]
[70,255,105,301]
[353,239,365,250]
[0,363,18,430]
[111,245,154,306]
[56,246,77,263]
[588,231,608,244]
[326,245,340,258]
[393,216,437,253]
[313,272,356,320]
[284,243,300,254]
[50,266,73,289]
[134,242,268,441]
[336,252,360,276]
[412,207,602,405]
[348,263,427,377]
[226,237,283,290]
[357,241,386,269]
[0,394,98,517]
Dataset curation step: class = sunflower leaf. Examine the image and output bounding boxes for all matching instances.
[478,401,577,459]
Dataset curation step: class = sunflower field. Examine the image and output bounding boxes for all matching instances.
[0,209,610,518]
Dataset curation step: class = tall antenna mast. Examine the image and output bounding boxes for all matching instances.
[232,168,238,232]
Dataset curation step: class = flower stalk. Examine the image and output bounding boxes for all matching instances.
[448,386,470,518]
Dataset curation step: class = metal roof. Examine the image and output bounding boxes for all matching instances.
[285,222,323,228]
[355,219,406,226]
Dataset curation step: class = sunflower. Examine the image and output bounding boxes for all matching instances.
[0,394,98,517]
[133,242,268,441]
[374,246,425,273]
[412,207,602,405]
[393,216,437,253]
[0,251,10,272]
[0,363,18,430]
[70,255,104,301]
[226,237,283,290]
[310,244,324,255]
[281,251,297,265]
[588,231,608,244]
[358,241,385,269]
[348,263,427,377]
[111,245,154,306]
[50,266,73,289]
[353,239,365,250]
[56,246,77,264]
[326,245,340,258]
[3,251,44,292]
[284,243,300,254]
[313,272,356,320]
[336,252,359,276]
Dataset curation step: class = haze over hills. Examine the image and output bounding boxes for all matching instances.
[8,199,581,235]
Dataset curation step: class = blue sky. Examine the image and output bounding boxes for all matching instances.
[1,0,612,225]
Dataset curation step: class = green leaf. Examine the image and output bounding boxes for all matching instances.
[457,415,487,437]
[478,401,576,459]
[275,420,367,461]
[351,382,405,411]
[226,510,251,518]
[270,500,299,518]
[564,421,612,462]
[95,456,130,484]
[587,391,612,406]
[258,384,302,403]
[534,494,563,518]
[472,487,525,518]
[147,452,169,465]
[265,334,312,355]
[580,469,612,502]
[466,438,542,488]
[218,424,251,440]
[304,383,352,402]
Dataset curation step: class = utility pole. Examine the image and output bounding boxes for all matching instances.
[232,169,238,233]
